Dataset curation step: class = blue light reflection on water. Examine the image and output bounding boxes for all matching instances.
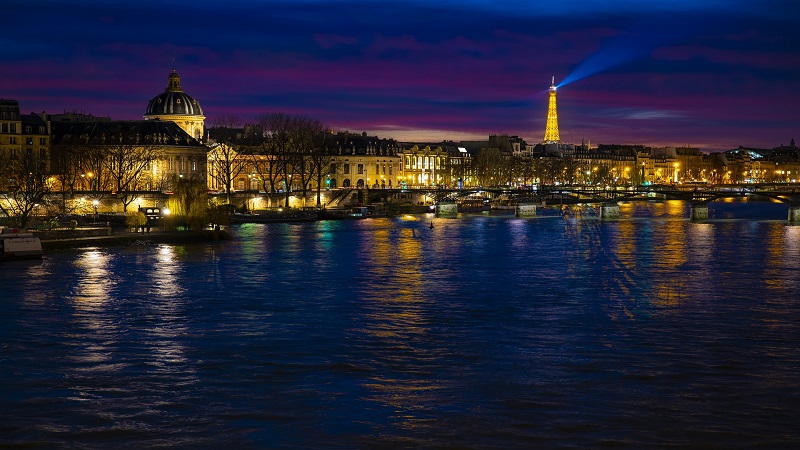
[1,200,799,448]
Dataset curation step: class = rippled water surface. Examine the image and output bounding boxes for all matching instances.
[2,201,799,448]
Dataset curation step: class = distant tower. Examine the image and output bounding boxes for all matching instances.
[543,77,560,143]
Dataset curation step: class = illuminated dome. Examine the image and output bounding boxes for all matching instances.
[144,70,205,140]
[145,71,203,117]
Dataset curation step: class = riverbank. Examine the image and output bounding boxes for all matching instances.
[39,228,231,251]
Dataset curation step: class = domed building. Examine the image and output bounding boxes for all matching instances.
[144,70,205,140]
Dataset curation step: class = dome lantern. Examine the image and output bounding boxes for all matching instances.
[166,70,183,93]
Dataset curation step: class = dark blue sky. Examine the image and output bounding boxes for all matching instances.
[3,0,798,150]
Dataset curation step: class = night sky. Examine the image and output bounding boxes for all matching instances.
[3,0,798,150]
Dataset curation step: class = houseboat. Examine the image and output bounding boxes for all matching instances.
[0,227,43,260]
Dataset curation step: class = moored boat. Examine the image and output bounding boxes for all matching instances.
[0,228,43,260]
[316,206,372,220]
[229,211,317,223]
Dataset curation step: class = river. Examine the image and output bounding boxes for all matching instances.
[1,200,799,448]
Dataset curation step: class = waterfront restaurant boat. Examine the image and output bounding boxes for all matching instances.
[0,227,43,260]
[229,210,317,224]
[315,206,371,220]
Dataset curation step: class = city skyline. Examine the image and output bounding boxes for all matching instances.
[3,0,799,150]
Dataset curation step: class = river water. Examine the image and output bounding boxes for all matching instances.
[2,200,799,448]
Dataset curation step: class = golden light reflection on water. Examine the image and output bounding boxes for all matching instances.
[606,205,639,306]
[150,245,185,298]
[570,201,700,319]
[353,217,447,431]
[650,203,689,307]
[62,247,195,380]
[782,226,800,290]
[72,250,117,306]
[143,246,192,369]
[66,250,120,371]
[764,224,800,293]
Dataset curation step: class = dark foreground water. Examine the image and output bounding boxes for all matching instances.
[2,200,799,448]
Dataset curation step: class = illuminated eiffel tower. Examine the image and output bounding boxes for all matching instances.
[543,77,560,143]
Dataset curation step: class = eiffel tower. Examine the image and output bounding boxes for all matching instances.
[543,77,560,143]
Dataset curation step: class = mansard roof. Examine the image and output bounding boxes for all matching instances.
[21,112,47,126]
[329,132,399,156]
[51,120,205,148]
[0,99,21,121]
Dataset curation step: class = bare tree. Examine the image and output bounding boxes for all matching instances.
[49,139,88,214]
[473,147,504,187]
[294,117,329,207]
[256,113,299,208]
[0,149,51,228]
[207,115,247,205]
[308,131,334,207]
[103,132,162,212]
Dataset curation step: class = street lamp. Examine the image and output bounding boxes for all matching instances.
[92,199,98,224]
[162,207,170,231]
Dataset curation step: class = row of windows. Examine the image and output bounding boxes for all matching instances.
[404,155,443,170]
[164,157,199,172]
[335,163,395,176]
[1,137,47,145]
[0,123,46,134]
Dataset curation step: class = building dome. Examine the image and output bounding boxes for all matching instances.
[145,71,203,117]
[144,70,205,140]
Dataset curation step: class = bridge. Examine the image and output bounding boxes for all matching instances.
[368,183,800,221]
